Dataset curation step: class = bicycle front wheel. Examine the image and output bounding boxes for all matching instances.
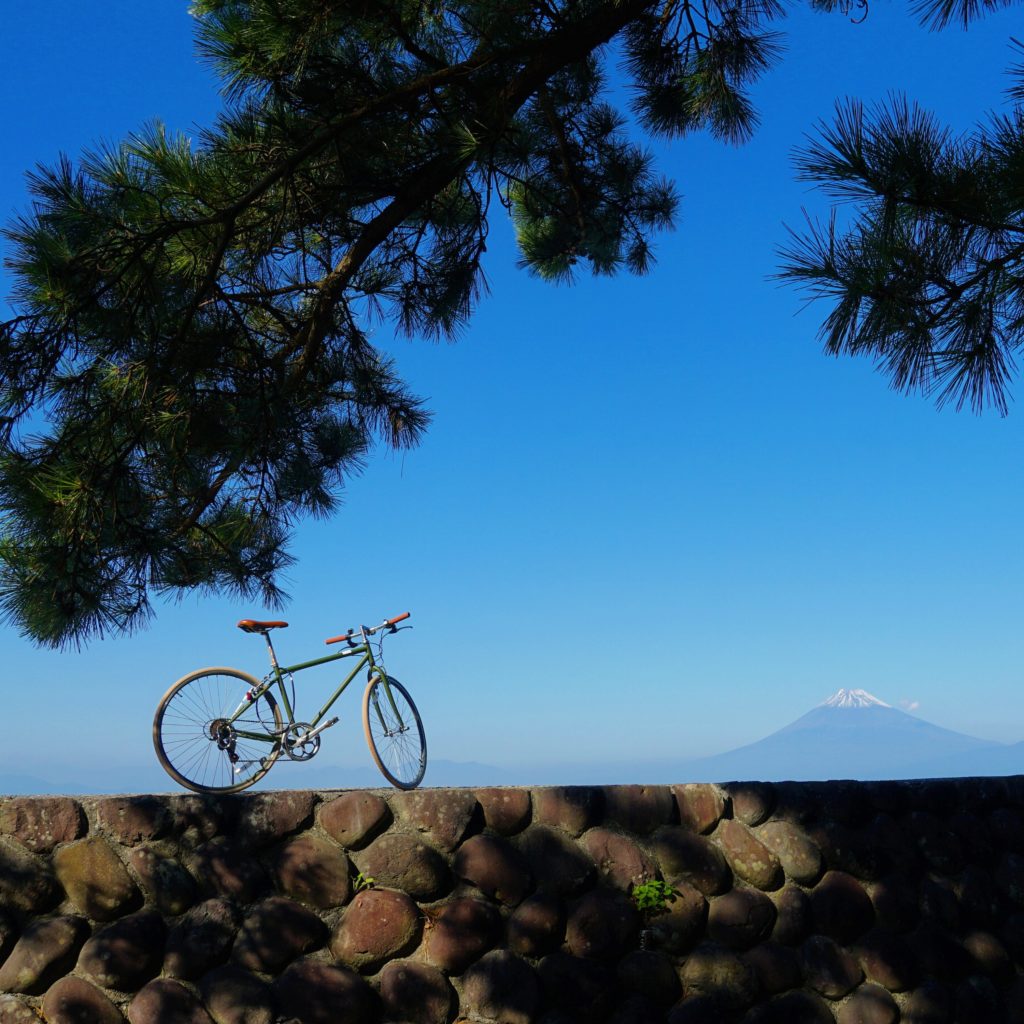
[153,667,283,794]
[362,675,427,790]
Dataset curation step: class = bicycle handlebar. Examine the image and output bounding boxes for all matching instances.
[325,611,410,645]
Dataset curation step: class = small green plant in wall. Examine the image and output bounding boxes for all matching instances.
[632,879,681,951]
[353,871,376,893]
[631,879,680,917]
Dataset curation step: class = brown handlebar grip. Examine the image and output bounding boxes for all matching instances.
[387,612,411,626]
[325,632,354,645]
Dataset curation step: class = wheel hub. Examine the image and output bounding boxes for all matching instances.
[208,719,234,748]
[208,719,240,763]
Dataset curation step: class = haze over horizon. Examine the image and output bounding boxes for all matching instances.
[1,4,1022,790]
[2,686,1019,796]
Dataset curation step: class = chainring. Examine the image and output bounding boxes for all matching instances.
[283,722,320,761]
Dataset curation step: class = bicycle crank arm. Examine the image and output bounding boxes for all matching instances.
[293,717,339,744]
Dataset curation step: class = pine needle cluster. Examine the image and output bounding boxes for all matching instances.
[4,0,1007,646]
[1,0,789,646]
[779,4,1024,414]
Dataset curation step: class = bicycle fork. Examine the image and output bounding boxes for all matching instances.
[369,674,409,737]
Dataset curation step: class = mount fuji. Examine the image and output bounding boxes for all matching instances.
[680,688,1006,782]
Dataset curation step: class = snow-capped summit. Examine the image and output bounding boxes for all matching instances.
[819,688,891,709]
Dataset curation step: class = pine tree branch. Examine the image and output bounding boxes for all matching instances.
[537,84,589,240]
[0,0,790,645]
[289,0,657,372]
[172,458,243,538]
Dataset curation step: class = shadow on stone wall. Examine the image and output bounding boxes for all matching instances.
[1,778,1023,1023]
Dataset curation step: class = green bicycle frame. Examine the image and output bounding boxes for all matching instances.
[223,631,403,746]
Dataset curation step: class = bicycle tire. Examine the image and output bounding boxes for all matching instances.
[153,667,283,794]
[362,674,427,790]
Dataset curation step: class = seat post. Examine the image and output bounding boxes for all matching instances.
[261,630,281,671]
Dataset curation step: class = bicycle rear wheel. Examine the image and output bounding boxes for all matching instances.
[153,667,283,794]
[362,674,427,790]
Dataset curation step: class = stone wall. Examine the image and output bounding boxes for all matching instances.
[1,779,1023,1023]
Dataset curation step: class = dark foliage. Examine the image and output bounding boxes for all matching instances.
[0,0,1014,645]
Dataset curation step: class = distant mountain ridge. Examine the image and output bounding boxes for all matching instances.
[3,690,1015,793]
[0,759,517,796]
[683,688,1005,782]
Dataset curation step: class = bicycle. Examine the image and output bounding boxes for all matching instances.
[152,612,427,794]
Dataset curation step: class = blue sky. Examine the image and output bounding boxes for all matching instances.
[1,2,1022,789]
